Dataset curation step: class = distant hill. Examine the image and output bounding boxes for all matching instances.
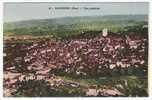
[4,15,148,37]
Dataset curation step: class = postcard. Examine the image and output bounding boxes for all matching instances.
[3,2,149,97]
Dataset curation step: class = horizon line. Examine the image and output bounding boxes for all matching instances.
[4,14,148,23]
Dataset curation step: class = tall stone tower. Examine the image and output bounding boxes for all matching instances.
[102,28,108,37]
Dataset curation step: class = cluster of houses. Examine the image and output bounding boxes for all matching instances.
[20,31,148,76]
[3,30,148,96]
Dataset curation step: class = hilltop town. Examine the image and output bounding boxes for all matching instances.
[3,28,148,97]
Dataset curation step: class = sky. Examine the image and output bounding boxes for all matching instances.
[4,2,149,22]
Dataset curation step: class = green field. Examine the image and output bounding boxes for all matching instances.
[4,15,148,38]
